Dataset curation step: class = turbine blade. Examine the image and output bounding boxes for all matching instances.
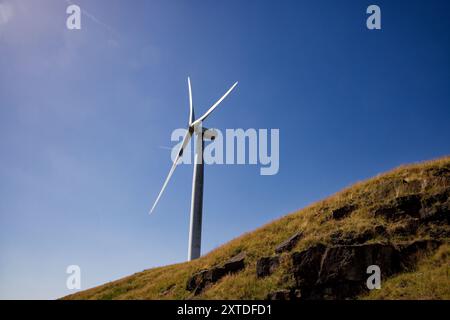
[192,81,238,126]
[188,77,194,125]
[150,130,192,214]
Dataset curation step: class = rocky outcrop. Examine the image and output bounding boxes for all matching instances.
[289,240,443,300]
[330,226,386,245]
[275,232,303,253]
[266,289,301,300]
[374,195,422,220]
[264,188,446,300]
[263,187,448,300]
[314,243,401,299]
[397,239,442,268]
[186,269,223,295]
[331,204,356,220]
[419,192,450,222]
[256,231,303,278]
[186,169,449,299]
[186,252,246,295]
[291,244,327,292]
[222,251,246,273]
[373,191,449,222]
[256,256,280,278]
[390,219,420,236]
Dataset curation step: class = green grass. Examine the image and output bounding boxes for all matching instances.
[63,156,450,300]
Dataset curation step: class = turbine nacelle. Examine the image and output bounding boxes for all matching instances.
[178,126,216,158]
[191,123,218,141]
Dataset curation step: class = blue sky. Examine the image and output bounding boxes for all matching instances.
[0,0,449,299]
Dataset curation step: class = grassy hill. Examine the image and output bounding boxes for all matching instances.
[64,157,450,300]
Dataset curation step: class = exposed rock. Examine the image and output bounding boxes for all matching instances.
[266,289,301,300]
[397,239,442,269]
[186,269,209,293]
[424,191,449,204]
[266,290,291,300]
[275,232,303,253]
[291,244,326,291]
[419,192,449,222]
[374,195,422,220]
[372,190,449,223]
[374,225,387,236]
[222,251,246,273]
[330,229,374,245]
[186,252,246,295]
[314,243,401,299]
[427,225,450,238]
[330,225,388,246]
[389,219,420,236]
[331,205,356,220]
[256,256,280,278]
[161,284,176,296]
[290,240,443,300]
[429,166,450,177]
[186,268,228,295]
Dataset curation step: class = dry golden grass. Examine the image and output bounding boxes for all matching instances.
[63,156,450,300]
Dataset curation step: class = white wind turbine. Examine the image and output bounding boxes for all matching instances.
[150,77,238,261]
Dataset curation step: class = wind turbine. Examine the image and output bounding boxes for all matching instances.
[150,77,238,261]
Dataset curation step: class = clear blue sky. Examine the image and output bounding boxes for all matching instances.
[0,0,449,299]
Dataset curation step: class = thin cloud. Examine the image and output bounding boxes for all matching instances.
[0,2,13,25]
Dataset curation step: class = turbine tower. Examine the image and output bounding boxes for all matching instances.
[150,77,238,261]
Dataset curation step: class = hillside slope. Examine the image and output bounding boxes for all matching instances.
[64,157,450,300]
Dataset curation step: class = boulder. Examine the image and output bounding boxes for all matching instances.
[256,256,280,278]
[186,269,210,294]
[222,251,246,273]
[274,232,303,253]
[186,252,246,295]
